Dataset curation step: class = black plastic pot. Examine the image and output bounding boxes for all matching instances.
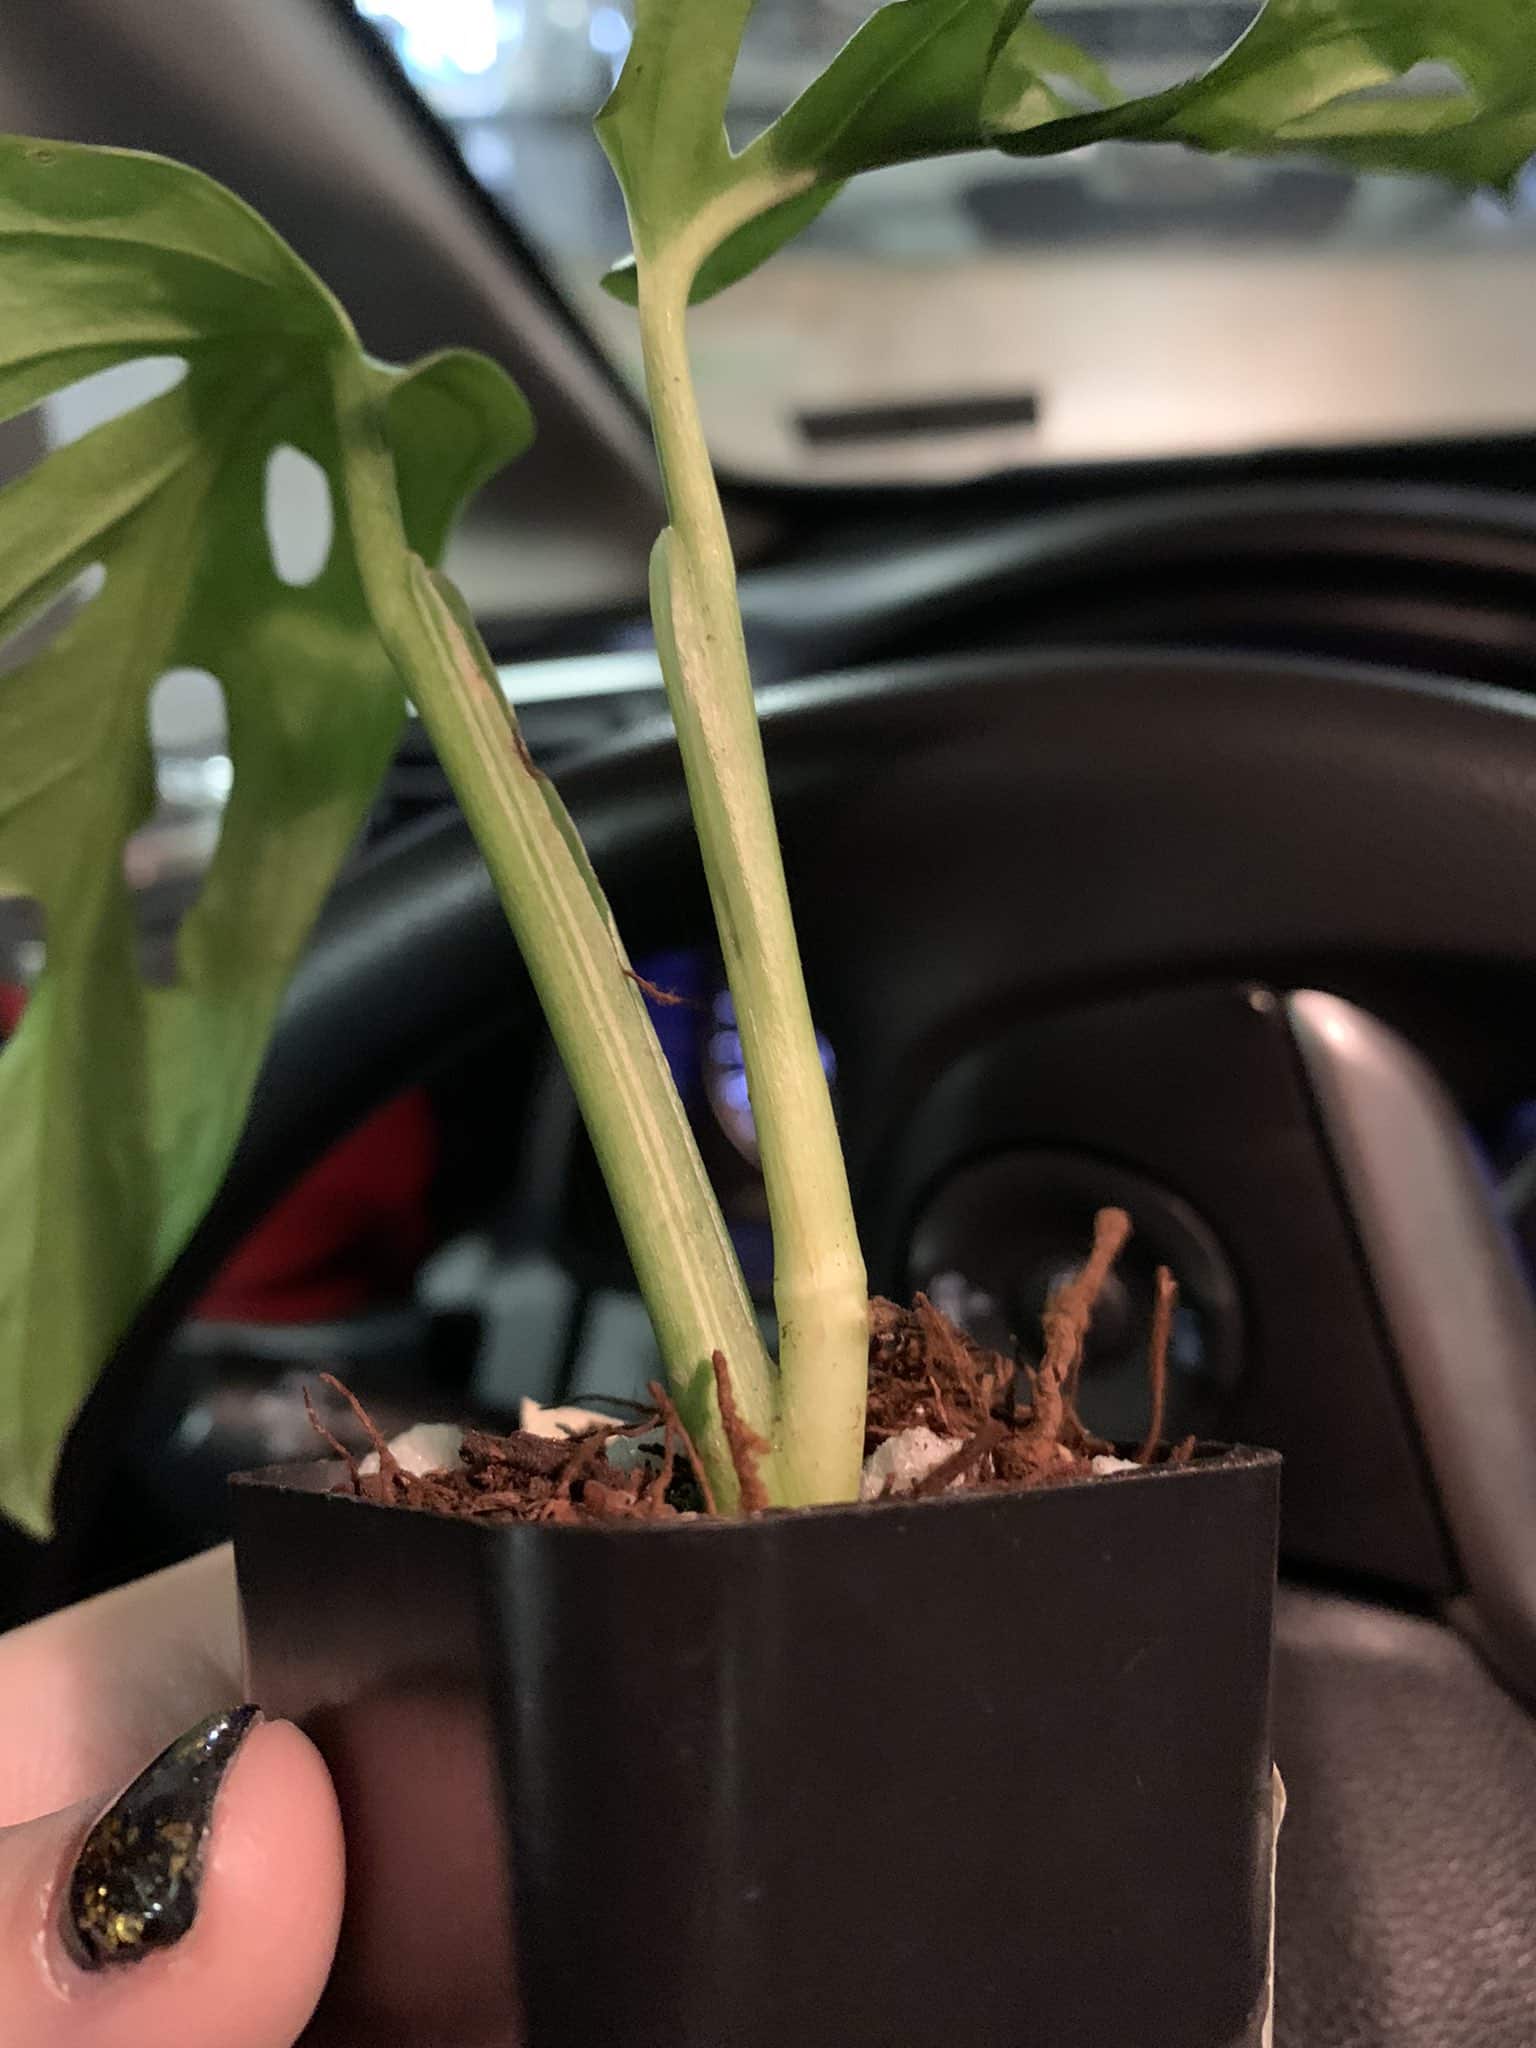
[233,1448,1280,2048]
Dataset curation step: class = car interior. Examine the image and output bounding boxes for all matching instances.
[4,2,1536,2042]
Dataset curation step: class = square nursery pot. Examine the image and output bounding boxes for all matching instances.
[233,1446,1280,2048]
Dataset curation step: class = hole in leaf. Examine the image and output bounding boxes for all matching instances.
[0,562,106,680]
[1,355,188,528]
[728,2,813,150]
[148,665,229,760]
[43,355,187,449]
[0,401,48,495]
[264,444,334,587]
[127,669,231,985]
[1281,58,1470,130]
[1356,58,1466,101]
[1041,71,1104,115]
[0,896,46,1043]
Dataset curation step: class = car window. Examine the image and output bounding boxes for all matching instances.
[361,2,1536,485]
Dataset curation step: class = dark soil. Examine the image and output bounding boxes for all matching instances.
[310,1207,1195,1525]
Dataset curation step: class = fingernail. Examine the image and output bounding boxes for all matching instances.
[61,1705,262,1971]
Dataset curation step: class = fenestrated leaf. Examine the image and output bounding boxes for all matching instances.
[601,0,1536,303]
[991,0,1536,188]
[0,135,530,1534]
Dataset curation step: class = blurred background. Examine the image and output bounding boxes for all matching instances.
[355,0,1536,482]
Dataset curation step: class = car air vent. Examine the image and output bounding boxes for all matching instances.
[796,392,1039,447]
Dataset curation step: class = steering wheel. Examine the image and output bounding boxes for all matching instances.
[35,641,1536,2047]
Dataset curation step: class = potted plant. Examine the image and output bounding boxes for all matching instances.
[3,1,1530,2041]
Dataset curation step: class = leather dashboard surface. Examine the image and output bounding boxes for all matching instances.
[1275,1588,1536,2046]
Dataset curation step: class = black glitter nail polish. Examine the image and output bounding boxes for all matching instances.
[62,1705,262,1971]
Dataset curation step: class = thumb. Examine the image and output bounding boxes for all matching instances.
[0,1709,343,2048]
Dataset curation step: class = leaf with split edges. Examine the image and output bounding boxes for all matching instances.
[0,135,530,1533]
[600,0,1536,303]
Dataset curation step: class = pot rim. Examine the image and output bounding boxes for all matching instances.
[231,1441,1281,1542]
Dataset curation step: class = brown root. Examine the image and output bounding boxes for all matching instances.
[623,967,697,1009]
[866,1207,1169,1501]
[711,1350,772,1514]
[1022,1207,1132,1450]
[647,1379,718,1518]
[314,1371,409,1499]
[910,1418,1008,1497]
[306,1209,1188,1528]
[1136,1266,1177,1464]
[302,1385,364,1492]
[867,1292,1010,1444]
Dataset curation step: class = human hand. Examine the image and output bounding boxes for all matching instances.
[0,1547,342,2046]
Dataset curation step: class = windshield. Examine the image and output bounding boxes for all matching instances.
[357,1,1536,484]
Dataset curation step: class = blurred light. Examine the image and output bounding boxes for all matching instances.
[174,1406,215,1452]
[927,1269,1003,1334]
[157,754,234,809]
[720,1070,752,1112]
[357,0,501,78]
[589,6,630,57]
[816,1028,837,1084]
[702,975,838,1165]
[1171,1306,1207,1375]
[462,125,517,190]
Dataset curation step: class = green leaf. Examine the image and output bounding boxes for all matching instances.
[594,0,757,256]
[379,349,532,562]
[978,16,1120,130]
[600,180,846,306]
[992,0,1536,189]
[760,0,1033,180]
[0,136,530,1534]
[687,0,1046,299]
[604,0,1536,303]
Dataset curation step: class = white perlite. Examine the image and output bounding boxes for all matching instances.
[860,1426,961,1500]
[359,1421,463,1477]
[358,1401,645,1482]
[519,1397,625,1440]
[862,1436,1142,1500]
[521,1396,655,1472]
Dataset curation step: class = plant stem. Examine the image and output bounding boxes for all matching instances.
[335,367,778,1509]
[636,254,868,1506]
[407,570,780,1506]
